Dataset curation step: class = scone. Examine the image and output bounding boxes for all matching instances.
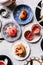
[6,26,17,37]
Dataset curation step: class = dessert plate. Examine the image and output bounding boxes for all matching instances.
[23,23,41,43]
[35,1,43,28]
[12,40,31,60]
[1,22,21,42]
[13,4,33,25]
[24,57,42,65]
[0,55,12,65]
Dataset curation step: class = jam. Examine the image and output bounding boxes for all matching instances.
[24,30,34,41]
[0,62,5,65]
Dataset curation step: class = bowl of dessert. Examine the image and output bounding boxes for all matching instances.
[12,40,31,60]
[1,22,21,42]
[23,23,42,43]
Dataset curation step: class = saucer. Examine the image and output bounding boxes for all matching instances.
[12,40,31,60]
[13,4,33,25]
[1,22,22,42]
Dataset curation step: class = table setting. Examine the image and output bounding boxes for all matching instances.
[0,0,43,65]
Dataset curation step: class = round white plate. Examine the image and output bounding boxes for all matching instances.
[23,23,42,43]
[25,57,42,65]
[12,40,31,60]
[1,22,22,42]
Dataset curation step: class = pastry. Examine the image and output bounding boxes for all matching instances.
[32,24,41,35]
[19,9,27,20]
[6,26,17,37]
[24,30,34,41]
[14,44,26,57]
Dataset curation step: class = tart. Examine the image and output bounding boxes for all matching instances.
[6,26,17,37]
[24,30,34,41]
[14,44,26,57]
[32,24,41,35]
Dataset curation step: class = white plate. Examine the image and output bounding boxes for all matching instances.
[23,23,42,43]
[1,22,22,42]
[25,57,42,65]
[12,40,31,60]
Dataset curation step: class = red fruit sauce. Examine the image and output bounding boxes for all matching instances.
[0,62,5,65]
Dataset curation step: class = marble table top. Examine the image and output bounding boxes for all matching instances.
[0,0,43,65]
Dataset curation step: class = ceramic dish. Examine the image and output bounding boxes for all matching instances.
[0,0,15,6]
[13,4,33,25]
[1,22,21,42]
[23,23,41,43]
[12,40,31,60]
[35,1,43,28]
[0,55,12,65]
[24,57,42,65]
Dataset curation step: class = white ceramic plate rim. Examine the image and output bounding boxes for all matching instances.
[12,40,31,60]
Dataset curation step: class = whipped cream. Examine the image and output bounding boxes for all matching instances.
[0,0,8,3]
